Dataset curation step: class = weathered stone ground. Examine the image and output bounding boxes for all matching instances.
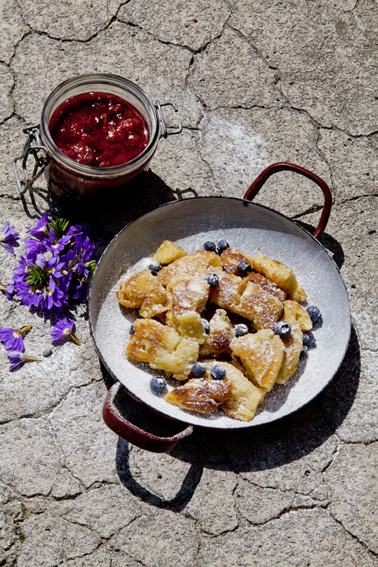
[0,0,378,565]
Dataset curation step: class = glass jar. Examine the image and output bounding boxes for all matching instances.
[14,74,182,201]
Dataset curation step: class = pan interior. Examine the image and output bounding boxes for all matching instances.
[90,197,350,429]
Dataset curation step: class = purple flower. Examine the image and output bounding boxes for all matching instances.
[12,253,69,313]
[5,283,15,300]
[0,325,31,351]
[0,283,13,299]
[0,222,19,254]
[25,216,81,256]
[51,317,82,345]
[5,216,95,316]
[26,213,49,239]
[72,280,89,303]
[24,237,47,256]
[8,351,42,371]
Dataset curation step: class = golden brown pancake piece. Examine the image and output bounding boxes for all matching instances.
[230,329,284,391]
[126,319,199,381]
[244,271,286,302]
[208,271,245,313]
[165,378,232,413]
[220,248,254,275]
[117,270,156,308]
[252,253,306,303]
[157,251,222,287]
[153,240,187,264]
[237,282,283,330]
[200,309,234,356]
[165,275,209,328]
[139,280,170,319]
[276,300,312,384]
[203,361,266,422]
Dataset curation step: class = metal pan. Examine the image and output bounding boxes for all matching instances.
[88,163,350,452]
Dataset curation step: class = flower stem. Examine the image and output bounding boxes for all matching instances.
[19,325,32,335]
[23,354,42,362]
[69,332,82,346]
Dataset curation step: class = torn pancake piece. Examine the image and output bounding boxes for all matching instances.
[139,280,170,319]
[208,271,245,313]
[157,250,222,287]
[200,309,234,356]
[244,271,286,302]
[166,275,209,328]
[117,270,156,308]
[220,248,254,275]
[165,378,232,413]
[236,282,283,331]
[126,319,199,381]
[177,311,208,345]
[276,300,312,384]
[153,240,187,265]
[252,253,306,303]
[230,329,284,392]
[204,360,266,422]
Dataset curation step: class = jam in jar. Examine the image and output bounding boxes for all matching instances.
[36,74,180,200]
[49,92,149,168]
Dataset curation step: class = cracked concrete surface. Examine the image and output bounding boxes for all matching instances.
[0,1,377,565]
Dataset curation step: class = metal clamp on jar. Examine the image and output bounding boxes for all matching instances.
[13,74,182,201]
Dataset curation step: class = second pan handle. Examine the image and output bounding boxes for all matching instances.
[243,162,332,239]
[103,381,193,453]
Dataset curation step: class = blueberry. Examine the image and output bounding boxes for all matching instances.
[148,261,162,276]
[307,305,321,324]
[217,240,230,255]
[150,376,167,395]
[303,332,316,349]
[201,318,210,333]
[204,273,219,288]
[300,346,308,358]
[275,321,292,338]
[129,324,136,335]
[191,362,207,378]
[204,241,217,252]
[234,324,249,337]
[237,261,252,275]
[211,365,227,380]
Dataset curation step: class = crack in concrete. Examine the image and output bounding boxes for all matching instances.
[229,22,378,139]
[15,0,130,46]
[56,542,109,567]
[338,192,378,206]
[120,7,231,57]
[114,19,193,55]
[0,378,102,426]
[110,548,149,567]
[337,438,378,446]
[327,509,378,558]
[241,502,322,528]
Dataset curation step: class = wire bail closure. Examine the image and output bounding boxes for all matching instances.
[13,124,48,198]
[155,101,182,138]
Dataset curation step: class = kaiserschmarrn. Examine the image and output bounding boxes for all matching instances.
[119,242,315,422]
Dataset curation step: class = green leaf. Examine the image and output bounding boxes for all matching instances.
[26,267,49,289]
[86,260,97,275]
[48,218,70,240]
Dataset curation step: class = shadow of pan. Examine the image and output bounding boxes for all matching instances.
[104,324,359,509]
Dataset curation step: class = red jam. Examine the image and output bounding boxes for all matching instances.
[49,92,149,168]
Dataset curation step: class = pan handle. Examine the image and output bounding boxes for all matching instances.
[103,381,194,453]
[243,162,332,239]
